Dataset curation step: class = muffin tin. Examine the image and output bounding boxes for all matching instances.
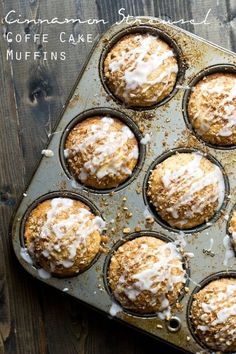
[11,17,236,353]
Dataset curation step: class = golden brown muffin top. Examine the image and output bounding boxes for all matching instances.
[64,116,139,189]
[188,73,236,145]
[104,33,178,106]
[147,152,225,229]
[24,197,105,272]
[108,236,186,317]
[190,278,236,352]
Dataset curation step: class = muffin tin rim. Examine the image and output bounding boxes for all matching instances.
[182,63,236,150]
[103,230,190,319]
[99,24,186,111]
[19,190,105,277]
[142,147,230,234]
[59,107,146,195]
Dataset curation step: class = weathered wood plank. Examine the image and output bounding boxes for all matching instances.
[0,0,48,352]
[0,236,10,354]
[2,0,101,182]
[190,0,231,49]
[227,0,236,52]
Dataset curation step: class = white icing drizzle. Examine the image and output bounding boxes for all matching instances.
[64,149,70,158]
[143,207,152,220]
[224,214,229,221]
[115,241,186,319]
[70,179,82,190]
[194,78,236,137]
[212,303,236,325]
[41,149,54,157]
[194,282,236,351]
[109,302,123,316]
[140,133,151,145]
[197,325,209,332]
[38,268,51,279]
[20,247,33,265]
[65,117,138,181]
[184,252,194,258]
[207,238,214,252]
[108,34,178,101]
[223,235,234,266]
[187,277,200,287]
[175,84,192,90]
[161,153,225,222]
[200,284,236,328]
[29,198,105,272]
[174,231,187,248]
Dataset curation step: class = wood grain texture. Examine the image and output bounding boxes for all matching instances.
[0,0,235,353]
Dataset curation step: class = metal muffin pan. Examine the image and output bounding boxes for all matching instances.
[11,17,236,353]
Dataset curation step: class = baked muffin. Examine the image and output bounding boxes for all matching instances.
[147,152,225,229]
[188,72,236,146]
[64,116,139,189]
[24,197,105,277]
[108,236,186,317]
[104,33,178,107]
[228,210,236,251]
[190,278,236,352]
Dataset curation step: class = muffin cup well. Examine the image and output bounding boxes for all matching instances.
[20,191,105,277]
[99,25,186,110]
[103,230,190,319]
[143,147,230,234]
[59,107,146,194]
[186,271,236,351]
[182,64,236,150]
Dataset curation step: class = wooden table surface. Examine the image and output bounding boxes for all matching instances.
[0,0,236,353]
